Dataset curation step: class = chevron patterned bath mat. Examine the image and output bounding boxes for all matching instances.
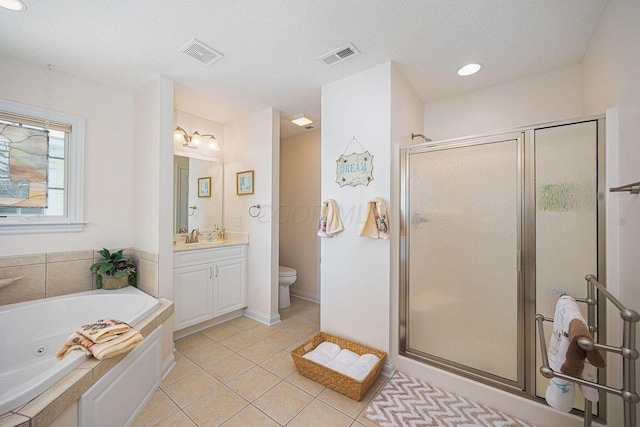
[364,371,537,427]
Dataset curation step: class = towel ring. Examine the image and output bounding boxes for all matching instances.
[249,205,262,218]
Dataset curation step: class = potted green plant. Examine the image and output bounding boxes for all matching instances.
[90,248,136,290]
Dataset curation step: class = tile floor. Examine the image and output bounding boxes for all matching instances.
[133,297,386,427]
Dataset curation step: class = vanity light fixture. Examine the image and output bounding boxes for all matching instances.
[457,63,482,76]
[0,0,26,11]
[174,126,219,151]
[289,113,314,127]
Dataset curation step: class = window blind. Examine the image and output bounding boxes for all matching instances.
[0,111,71,133]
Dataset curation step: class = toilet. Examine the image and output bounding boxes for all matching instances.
[278,266,297,309]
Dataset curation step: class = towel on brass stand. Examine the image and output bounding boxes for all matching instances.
[545,296,605,412]
[561,318,606,377]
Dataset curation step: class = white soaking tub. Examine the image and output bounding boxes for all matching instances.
[0,286,159,414]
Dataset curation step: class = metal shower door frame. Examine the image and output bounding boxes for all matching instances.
[399,115,606,408]
[399,131,526,392]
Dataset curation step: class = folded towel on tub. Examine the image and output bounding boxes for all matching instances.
[57,320,143,361]
[77,318,131,343]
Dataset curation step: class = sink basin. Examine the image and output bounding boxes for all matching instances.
[173,241,225,251]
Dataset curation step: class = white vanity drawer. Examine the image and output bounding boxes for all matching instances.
[173,245,246,268]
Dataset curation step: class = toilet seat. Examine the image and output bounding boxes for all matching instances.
[279,266,296,277]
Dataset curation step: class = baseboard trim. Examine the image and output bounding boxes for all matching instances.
[161,352,176,381]
[382,358,396,378]
[290,289,320,304]
[244,307,281,326]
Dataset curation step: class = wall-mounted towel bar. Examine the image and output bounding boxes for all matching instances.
[609,181,640,194]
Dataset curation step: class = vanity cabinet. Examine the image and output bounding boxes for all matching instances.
[173,245,247,331]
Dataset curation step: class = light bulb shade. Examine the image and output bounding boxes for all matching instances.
[191,132,202,146]
[208,138,221,151]
[174,127,187,144]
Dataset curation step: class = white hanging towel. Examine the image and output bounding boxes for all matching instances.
[318,199,344,237]
[359,197,389,239]
[545,295,601,412]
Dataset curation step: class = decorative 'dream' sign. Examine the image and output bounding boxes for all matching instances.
[335,151,374,187]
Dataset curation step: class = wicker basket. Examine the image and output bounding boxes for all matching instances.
[290,332,386,401]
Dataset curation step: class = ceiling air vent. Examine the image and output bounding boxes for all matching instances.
[180,39,223,66]
[319,43,360,66]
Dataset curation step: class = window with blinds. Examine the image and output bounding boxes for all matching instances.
[0,99,85,234]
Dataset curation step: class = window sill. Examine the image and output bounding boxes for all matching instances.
[0,221,87,235]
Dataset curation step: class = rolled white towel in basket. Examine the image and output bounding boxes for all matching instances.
[327,349,360,373]
[344,354,380,381]
[303,341,341,365]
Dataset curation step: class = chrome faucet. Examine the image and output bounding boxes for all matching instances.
[185,228,199,243]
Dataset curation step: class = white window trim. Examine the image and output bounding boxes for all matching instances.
[0,99,86,235]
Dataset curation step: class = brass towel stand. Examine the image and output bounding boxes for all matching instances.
[536,275,639,427]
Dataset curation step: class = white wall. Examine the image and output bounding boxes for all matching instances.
[279,130,321,302]
[424,65,583,140]
[132,76,174,299]
[223,107,280,323]
[581,1,640,425]
[321,62,423,360]
[0,55,135,256]
[133,80,161,255]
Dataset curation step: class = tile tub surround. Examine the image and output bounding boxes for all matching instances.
[0,298,174,427]
[0,248,159,305]
[133,297,387,427]
[130,248,159,298]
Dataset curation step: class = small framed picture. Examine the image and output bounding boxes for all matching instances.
[198,177,211,197]
[236,170,254,195]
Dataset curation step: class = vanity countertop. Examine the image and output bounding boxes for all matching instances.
[172,240,248,252]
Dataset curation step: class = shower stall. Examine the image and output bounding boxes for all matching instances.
[399,117,606,412]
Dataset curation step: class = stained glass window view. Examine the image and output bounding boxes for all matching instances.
[0,121,67,217]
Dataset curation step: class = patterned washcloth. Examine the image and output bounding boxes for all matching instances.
[359,197,389,239]
[318,199,344,237]
[57,328,143,361]
[77,318,131,343]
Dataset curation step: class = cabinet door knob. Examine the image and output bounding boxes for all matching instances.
[209,266,212,279]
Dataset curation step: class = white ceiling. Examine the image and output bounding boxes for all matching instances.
[0,0,608,138]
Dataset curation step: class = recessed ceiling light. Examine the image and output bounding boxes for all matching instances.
[0,0,26,11]
[289,113,314,127]
[457,63,482,76]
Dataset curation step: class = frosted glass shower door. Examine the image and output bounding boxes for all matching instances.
[405,135,521,383]
[533,120,599,404]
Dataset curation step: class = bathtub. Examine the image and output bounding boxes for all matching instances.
[0,286,159,415]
